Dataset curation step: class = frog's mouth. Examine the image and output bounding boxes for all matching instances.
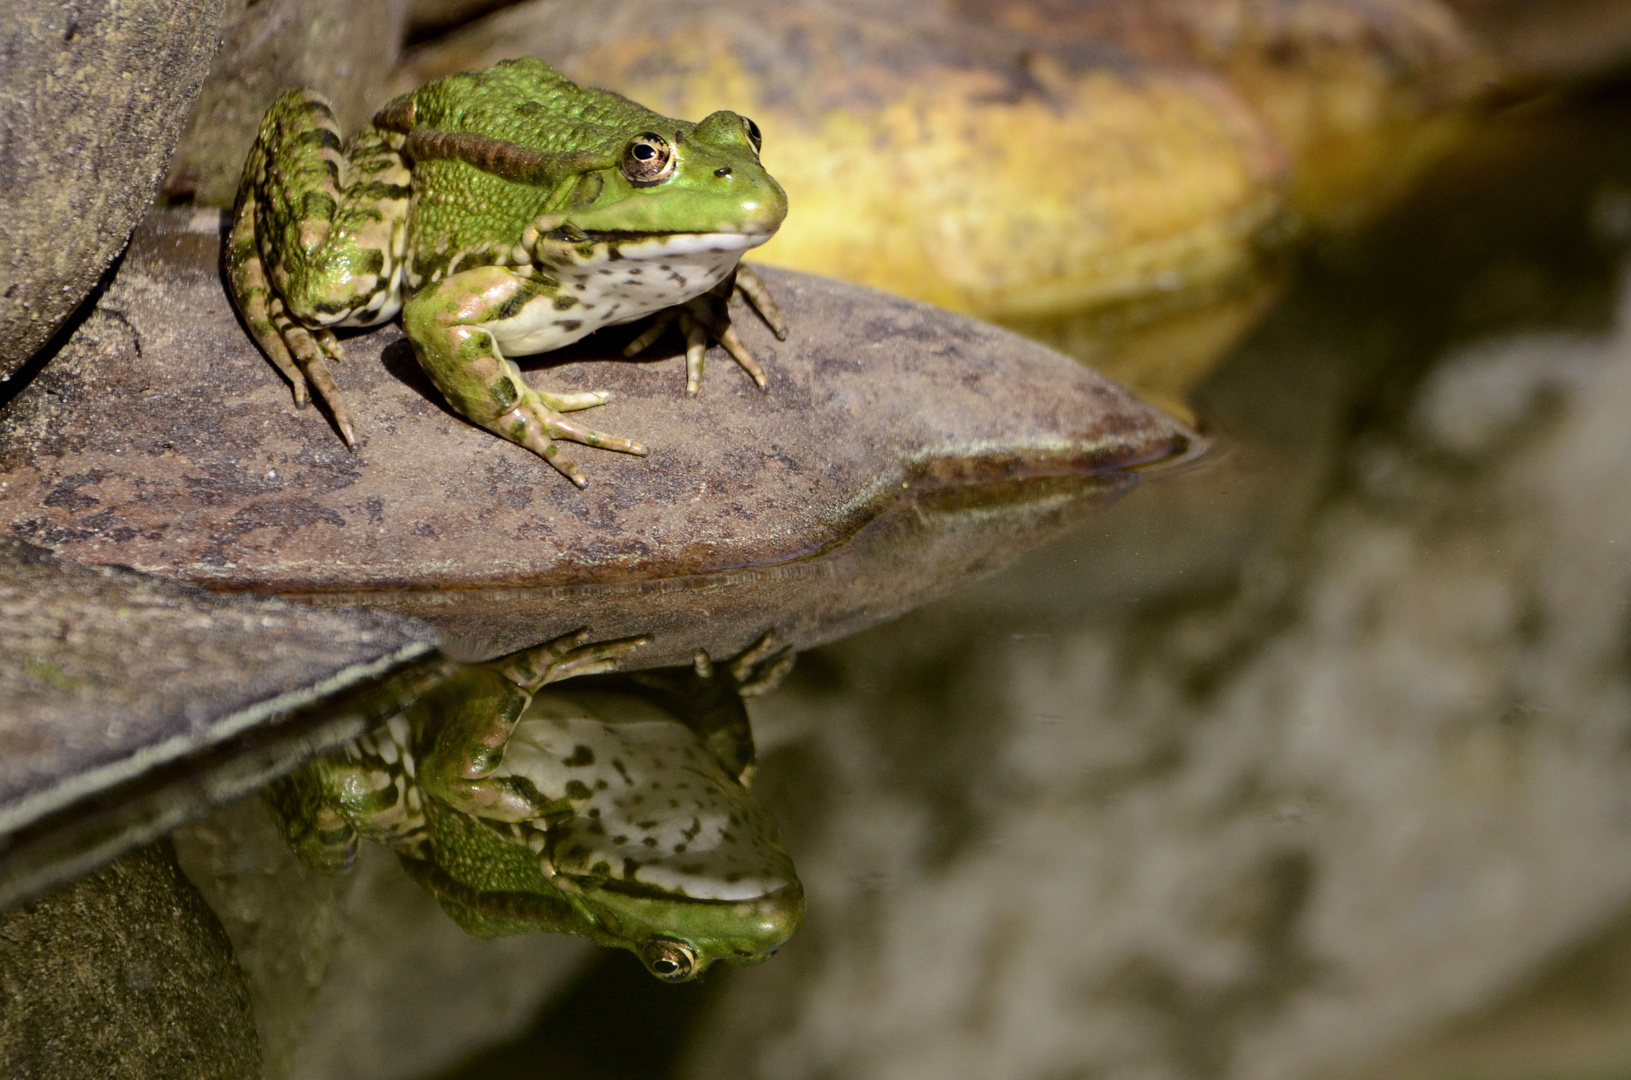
[550,853,797,904]
[545,229,774,260]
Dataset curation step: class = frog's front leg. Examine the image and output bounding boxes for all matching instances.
[491,627,653,693]
[228,89,411,448]
[401,267,647,487]
[265,750,413,873]
[623,265,789,397]
[418,631,649,820]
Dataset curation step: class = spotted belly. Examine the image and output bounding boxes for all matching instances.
[483,232,763,357]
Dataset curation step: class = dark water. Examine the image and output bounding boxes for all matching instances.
[435,82,1631,1080]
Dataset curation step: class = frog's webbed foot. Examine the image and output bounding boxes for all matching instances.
[266,300,360,449]
[265,763,361,874]
[622,264,787,397]
[495,382,648,489]
[668,631,790,787]
[230,216,361,449]
[493,628,652,693]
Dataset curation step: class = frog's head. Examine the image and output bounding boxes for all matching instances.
[577,876,805,982]
[556,109,788,245]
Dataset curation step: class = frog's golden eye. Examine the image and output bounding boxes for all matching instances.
[640,938,699,982]
[622,132,675,186]
[744,117,762,156]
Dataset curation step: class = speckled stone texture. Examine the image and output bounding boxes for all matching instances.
[0,536,447,909]
[0,841,259,1079]
[0,208,1196,667]
[0,0,223,377]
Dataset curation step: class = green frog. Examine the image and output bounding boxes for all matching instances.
[228,58,789,487]
[268,631,803,981]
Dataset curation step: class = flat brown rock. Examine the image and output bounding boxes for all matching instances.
[0,209,1197,663]
[0,537,447,909]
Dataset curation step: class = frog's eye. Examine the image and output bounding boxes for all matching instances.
[640,937,699,982]
[622,132,676,186]
[744,117,762,156]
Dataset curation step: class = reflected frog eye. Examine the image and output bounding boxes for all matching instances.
[622,132,675,186]
[640,937,699,982]
[744,117,762,155]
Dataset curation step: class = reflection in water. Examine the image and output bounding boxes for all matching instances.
[266,631,803,982]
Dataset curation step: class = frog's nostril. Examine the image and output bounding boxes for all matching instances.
[714,166,732,178]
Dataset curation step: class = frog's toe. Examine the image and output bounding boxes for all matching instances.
[261,329,311,408]
[545,633,653,683]
[739,651,797,697]
[682,311,709,397]
[315,328,345,365]
[543,409,647,457]
[625,286,777,396]
[623,310,677,359]
[495,629,652,690]
[498,401,646,488]
[729,630,797,697]
[718,323,769,391]
[280,321,359,449]
[729,630,780,681]
[261,300,312,407]
[539,389,612,413]
[735,265,788,341]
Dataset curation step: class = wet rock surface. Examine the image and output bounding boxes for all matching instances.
[0,208,1194,666]
[0,840,259,1079]
[0,535,447,909]
[0,0,223,377]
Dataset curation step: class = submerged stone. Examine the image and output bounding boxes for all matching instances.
[0,841,260,1079]
[0,208,1198,666]
[0,536,448,910]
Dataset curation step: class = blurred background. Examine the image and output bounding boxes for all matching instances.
[12,0,1631,1077]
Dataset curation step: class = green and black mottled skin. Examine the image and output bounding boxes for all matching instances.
[267,631,802,982]
[228,58,789,487]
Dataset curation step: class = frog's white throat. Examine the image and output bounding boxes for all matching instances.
[596,231,771,259]
[484,230,771,358]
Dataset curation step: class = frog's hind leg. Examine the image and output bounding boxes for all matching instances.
[228,89,411,449]
[228,205,309,401]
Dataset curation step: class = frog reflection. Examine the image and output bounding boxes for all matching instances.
[268,631,802,981]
